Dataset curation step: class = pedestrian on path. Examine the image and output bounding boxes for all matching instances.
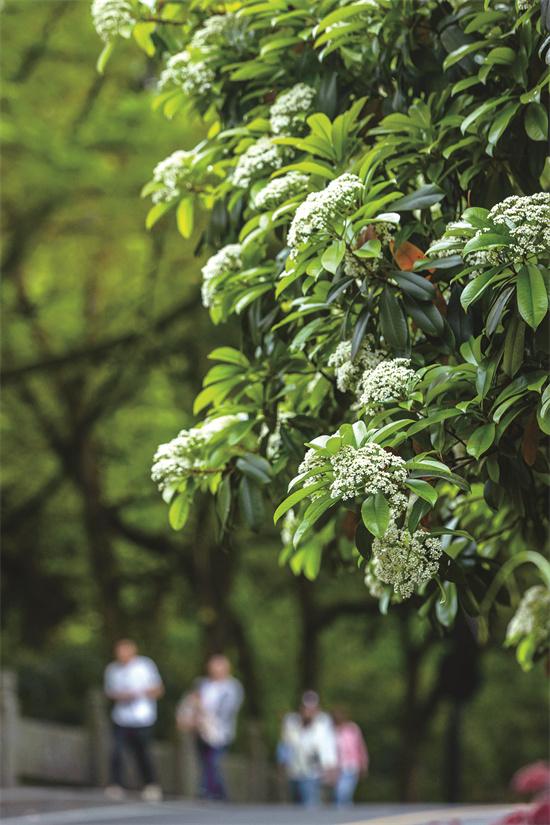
[177,654,244,801]
[104,639,164,802]
[331,707,369,806]
[280,690,338,807]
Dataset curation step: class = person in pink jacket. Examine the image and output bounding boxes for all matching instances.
[331,707,369,806]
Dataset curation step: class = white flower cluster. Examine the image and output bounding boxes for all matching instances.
[346,222,397,275]
[329,443,408,508]
[287,173,364,253]
[269,83,317,135]
[232,138,285,189]
[254,172,309,212]
[91,0,135,41]
[151,150,194,204]
[357,358,416,411]
[265,411,293,459]
[191,14,235,49]
[158,53,215,98]
[364,564,386,600]
[281,509,298,546]
[488,192,550,260]
[151,416,244,492]
[328,339,384,393]
[371,523,442,600]
[437,193,550,268]
[201,243,243,308]
[506,585,550,649]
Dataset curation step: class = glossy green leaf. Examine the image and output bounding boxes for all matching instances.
[516,264,548,330]
[361,493,390,538]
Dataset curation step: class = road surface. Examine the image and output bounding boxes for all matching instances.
[0,788,518,825]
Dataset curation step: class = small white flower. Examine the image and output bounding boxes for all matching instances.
[201,243,243,308]
[151,415,246,491]
[357,358,416,411]
[371,523,442,600]
[328,442,408,509]
[281,509,299,546]
[364,564,386,600]
[233,138,286,189]
[506,585,550,650]
[159,52,215,97]
[328,340,384,394]
[269,83,316,135]
[254,172,309,212]
[287,173,364,253]
[151,149,194,204]
[91,0,135,41]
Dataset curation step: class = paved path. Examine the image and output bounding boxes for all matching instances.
[0,789,518,825]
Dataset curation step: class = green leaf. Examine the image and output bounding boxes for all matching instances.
[133,22,156,57]
[361,493,390,539]
[146,201,172,229]
[405,479,438,506]
[390,184,445,212]
[403,296,444,336]
[485,46,515,65]
[392,270,436,301]
[293,495,335,547]
[466,423,496,459]
[238,476,264,532]
[355,522,373,561]
[460,269,499,310]
[273,480,327,524]
[502,316,526,378]
[516,264,548,330]
[176,197,194,239]
[321,240,346,274]
[379,287,409,353]
[169,493,190,531]
[236,454,271,485]
[435,581,458,628]
[487,103,519,148]
[351,308,370,359]
[443,40,487,70]
[216,477,231,532]
[208,347,250,367]
[524,102,548,142]
[353,239,381,258]
[462,233,508,257]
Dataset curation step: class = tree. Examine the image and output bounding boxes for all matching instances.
[92,0,550,671]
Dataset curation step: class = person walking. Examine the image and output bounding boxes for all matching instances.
[104,638,164,801]
[280,690,338,807]
[177,654,243,801]
[332,707,369,806]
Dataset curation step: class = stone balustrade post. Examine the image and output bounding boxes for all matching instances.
[0,670,19,787]
[87,687,110,787]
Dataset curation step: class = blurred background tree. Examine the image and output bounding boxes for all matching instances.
[0,0,546,805]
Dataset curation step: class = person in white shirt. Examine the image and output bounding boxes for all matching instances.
[104,639,164,802]
[280,690,338,807]
[177,654,243,800]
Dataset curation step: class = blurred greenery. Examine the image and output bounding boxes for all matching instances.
[1,0,546,805]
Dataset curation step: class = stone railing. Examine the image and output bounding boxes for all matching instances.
[0,671,284,801]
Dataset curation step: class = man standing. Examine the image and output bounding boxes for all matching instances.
[104,639,164,801]
[178,654,243,800]
[280,690,338,807]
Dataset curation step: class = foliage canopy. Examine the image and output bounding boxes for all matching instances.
[93,0,550,671]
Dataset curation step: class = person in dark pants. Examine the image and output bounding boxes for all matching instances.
[104,639,164,801]
[177,655,243,801]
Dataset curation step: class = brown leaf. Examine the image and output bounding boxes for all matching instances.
[521,413,540,466]
[342,509,359,540]
[390,240,434,273]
